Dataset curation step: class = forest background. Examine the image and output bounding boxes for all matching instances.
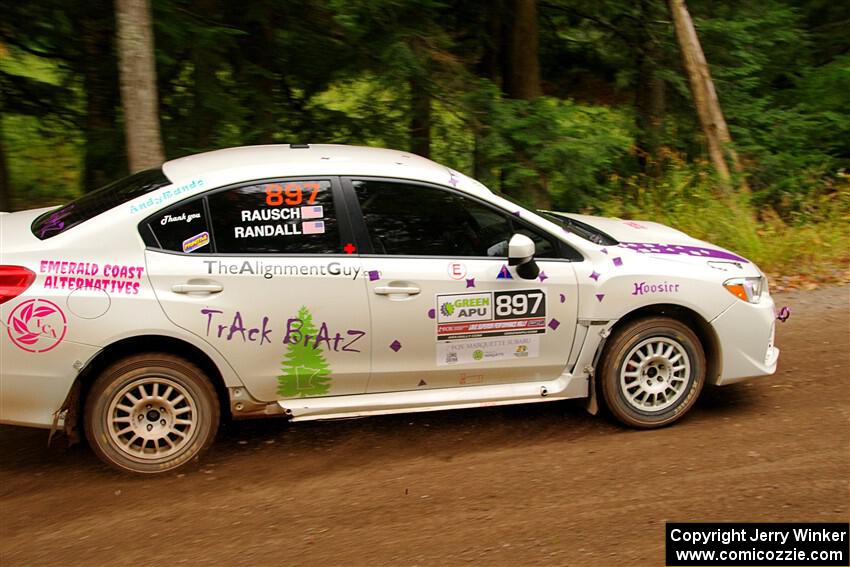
[1,0,848,285]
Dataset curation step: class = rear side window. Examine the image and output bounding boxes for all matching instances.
[146,198,211,253]
[207,179,340,254]
[32,169,171,239]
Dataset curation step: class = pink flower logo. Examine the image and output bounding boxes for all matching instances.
[7,299,67,353]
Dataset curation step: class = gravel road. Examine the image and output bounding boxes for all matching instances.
[2,284,848,566]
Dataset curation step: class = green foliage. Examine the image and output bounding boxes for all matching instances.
[693,2,850,218]
[598,157,850,278]
[1,50,82,207]
[470,84,633,209]
[2,0,848,277]
[277,306,332,398]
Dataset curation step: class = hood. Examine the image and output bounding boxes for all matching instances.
[554,212,751,264]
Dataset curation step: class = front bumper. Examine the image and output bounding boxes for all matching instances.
[709,294,780,386]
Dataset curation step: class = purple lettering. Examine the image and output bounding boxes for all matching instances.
[228,311,247,341]
[201,308,223,336]
[283,317,303,345]
[342,330,366,353]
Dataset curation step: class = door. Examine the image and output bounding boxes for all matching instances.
[143,177,371,402]
[345,178,579,393]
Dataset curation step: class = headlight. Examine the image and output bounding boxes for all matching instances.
[723,277,765,303]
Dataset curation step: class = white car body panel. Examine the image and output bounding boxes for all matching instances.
[144,251,371,401]
[0,144,779,429]
[362,256,579,392]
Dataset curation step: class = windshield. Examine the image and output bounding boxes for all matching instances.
[492,191,618,246]
[538,211,619,246]
[31,168,171,239]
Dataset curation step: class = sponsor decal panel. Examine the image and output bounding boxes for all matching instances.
[437,335,540,366]
[435,289,546,341]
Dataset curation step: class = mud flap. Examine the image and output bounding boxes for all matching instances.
[585,375,599,415]
[48,379,81,448]
[583,326,612,416]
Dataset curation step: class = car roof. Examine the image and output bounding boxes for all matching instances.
[162,144,488,195]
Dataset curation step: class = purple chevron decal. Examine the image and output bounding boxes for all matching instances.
[619,242,748,263]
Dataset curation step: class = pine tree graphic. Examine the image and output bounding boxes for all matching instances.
[277,306,332,397]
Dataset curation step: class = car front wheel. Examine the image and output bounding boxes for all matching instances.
[599,316,705,428]
[84,353,219,474]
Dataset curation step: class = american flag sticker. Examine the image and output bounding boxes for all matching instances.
[300,205,324,219]
[302,220,325,235]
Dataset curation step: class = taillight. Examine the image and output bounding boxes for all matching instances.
[0,266,36,305]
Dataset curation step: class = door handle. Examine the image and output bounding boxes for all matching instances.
[172,283,223,294]
[374,285,421,296]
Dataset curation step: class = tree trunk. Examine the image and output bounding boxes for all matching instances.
[502,0,550,209]
[634,0,666,173]
[80,3,126,191]
[472,1,505,185]
[635,61,665,173]
[409,78,431,158]
[0,117,11,211]
[504,0,541,100]
[189,0,217,151]
[115,0,164,171]
[669,0,742,185]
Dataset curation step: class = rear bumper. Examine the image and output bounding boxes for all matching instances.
[0,336,100,428]
[710,294,780,386]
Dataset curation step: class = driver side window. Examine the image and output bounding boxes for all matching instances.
[353,180,515,257]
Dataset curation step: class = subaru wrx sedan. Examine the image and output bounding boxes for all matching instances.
[0,144,779,473]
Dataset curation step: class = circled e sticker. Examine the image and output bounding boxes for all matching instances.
[447,262,467,280]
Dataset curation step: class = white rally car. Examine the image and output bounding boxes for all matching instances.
[0,144,779,473]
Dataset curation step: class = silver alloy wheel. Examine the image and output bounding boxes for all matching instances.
[107,376,198,460]
[619,337,691,412]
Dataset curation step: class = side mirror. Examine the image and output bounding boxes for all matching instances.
[508,234,540,280]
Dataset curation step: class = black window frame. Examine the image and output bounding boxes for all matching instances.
[341,177,584,262]
[138,176,356,257]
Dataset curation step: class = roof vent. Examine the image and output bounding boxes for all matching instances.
[289,143,310,149]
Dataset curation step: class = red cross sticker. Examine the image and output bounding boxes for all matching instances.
[343,243,357,254]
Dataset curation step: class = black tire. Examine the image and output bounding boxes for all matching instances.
[84,353,219,474]
[599,316,705,428]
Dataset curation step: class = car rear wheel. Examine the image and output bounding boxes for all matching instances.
[599,317,705,428]
[84,353,219,474]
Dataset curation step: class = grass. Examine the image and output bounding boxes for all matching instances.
[594,164,850,287]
